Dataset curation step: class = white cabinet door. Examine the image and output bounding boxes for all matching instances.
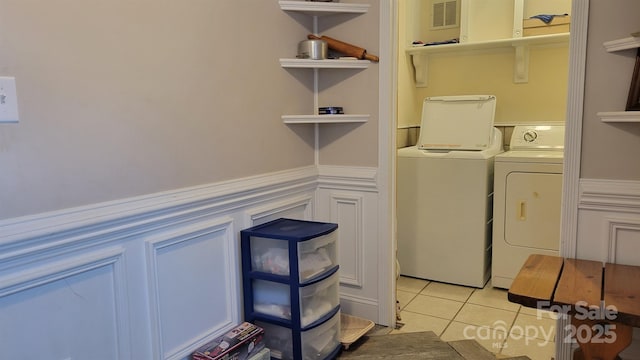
[460,0,516,42]
[504,172,562,250]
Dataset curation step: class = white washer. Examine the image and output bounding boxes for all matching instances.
[491,125,564,289]
[397,95,503,288]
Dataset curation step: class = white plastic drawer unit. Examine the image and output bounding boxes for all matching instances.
[255,310,341,360]
[240,218,342,360]
[252,271,339,327]
[249,224,338,282]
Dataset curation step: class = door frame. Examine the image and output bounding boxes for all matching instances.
[557,1,589,359]
[378,0,398,327]
[381,0,589,357]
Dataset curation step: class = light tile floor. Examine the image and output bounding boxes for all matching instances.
[395,276,557,360]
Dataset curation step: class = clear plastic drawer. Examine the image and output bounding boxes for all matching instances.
[252,271,339,327]
[255,310,340,360]
[250,230,337,282]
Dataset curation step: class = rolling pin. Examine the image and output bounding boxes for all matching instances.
[307,34,379,62]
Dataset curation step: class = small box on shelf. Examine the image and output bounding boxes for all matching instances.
[523,16,570,37]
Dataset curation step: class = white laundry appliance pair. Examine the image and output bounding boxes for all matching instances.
[491,125,565,289]
[397,95,503,288]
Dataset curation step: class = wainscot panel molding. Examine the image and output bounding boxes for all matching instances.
[315,165,381,322]
[145,217,236,360]
[243,194,314,227]
[575,178,640,359]
[0,166,320,360]
[0,247,131,359]
[330,193,364,288]
[0,166,318,267]
[577,178,640,264]
[0,164,386,358]
[579,178,640,212]
[317,165,378,192]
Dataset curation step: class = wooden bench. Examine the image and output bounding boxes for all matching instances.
[508,254,640,360]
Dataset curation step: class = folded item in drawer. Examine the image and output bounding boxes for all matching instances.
[253,247,289,275]
[299,248,332,279]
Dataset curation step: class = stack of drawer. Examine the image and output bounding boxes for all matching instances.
[241,218,341,360]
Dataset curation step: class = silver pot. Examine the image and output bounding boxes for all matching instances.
[297,39,328,60]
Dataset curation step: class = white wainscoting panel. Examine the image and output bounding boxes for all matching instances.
[603,215,640,265]
[329,193,364,288]
[0,164,383,357]
[577,179,640,264]
[146,217,236,360]
[0,247,130,360]
[243,194,314,227]
[0,166,319,360]
[316,165,381,323]
[577,178,640,360]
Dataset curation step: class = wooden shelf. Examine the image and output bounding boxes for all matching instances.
[278,1,369,16]
[280,58,370,69]
[282,114,369,124]
[603,37,640,53]
[597,111,640,123]
[406,33,570,87]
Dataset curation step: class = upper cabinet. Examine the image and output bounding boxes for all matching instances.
[406,0,571,87]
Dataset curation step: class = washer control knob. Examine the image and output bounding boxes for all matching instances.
[523,130,538,143]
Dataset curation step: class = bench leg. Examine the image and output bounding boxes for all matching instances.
[570,317,632,360]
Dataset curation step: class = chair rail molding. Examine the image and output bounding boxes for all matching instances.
[579,178,640,212]
[0,163,388,358]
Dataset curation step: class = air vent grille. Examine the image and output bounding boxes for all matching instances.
[432,0,458,28]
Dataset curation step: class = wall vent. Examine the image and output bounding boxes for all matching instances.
[431,0,458,29]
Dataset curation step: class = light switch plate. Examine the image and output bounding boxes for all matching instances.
[0,76,19,123]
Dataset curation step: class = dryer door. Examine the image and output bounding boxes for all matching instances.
[504,172,562,250]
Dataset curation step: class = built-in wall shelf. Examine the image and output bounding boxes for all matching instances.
[603,37,640,52]
[280,58,370,69]
[406,33,570,87]
[406,33,570,56]
[282,114,369,124]
[597,111,640,123]
[278,2,371,128]
[598,36,640,121]
[278,0,369,16]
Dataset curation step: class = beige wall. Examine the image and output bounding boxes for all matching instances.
[317,0,380,167]
[0,0,380,219]
[581,0,640,180]
[398,0,570,128]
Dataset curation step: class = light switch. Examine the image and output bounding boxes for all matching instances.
[0,76,19,123]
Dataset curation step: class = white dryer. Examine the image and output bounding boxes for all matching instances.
[397,95,503,288]
[491,125,564,289]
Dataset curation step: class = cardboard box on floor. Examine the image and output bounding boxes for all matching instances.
[192,322,265,360]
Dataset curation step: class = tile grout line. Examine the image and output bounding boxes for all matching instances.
[397,277,557,359]
[437,287,480,339]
